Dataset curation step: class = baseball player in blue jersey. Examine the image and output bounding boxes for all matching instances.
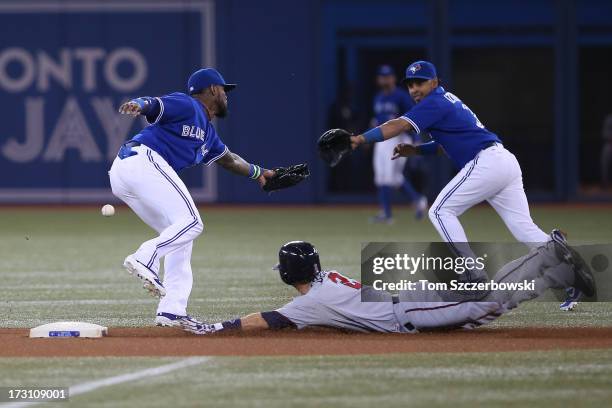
[350,60,579,309]
[370,65,428,223]
[109,68,276,327]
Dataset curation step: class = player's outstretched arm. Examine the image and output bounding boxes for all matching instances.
[181,311,297,335]
[215,150,274,188]
[391,141,443,160]
[118,97,159,117]
[350,117,413,149]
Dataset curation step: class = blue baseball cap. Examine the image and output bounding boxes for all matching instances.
[377,65,395,76]
[402,60,437,83]
[187,68,236,95]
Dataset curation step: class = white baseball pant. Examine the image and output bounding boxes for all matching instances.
[429,144,549,254]
[373,134,411,187]
[108,145,203,316]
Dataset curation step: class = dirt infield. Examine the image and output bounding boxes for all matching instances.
[2,327,612,357]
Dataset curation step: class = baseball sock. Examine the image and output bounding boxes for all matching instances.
[378,186,392,218]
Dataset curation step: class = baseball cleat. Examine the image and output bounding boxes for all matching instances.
[559,287,583,311]
[179,318,216,335]
[369,214,395,225]
[550,229,596,298]
[155,312,200,327]
[123,255,166,298]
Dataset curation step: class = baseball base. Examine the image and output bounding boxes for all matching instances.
[29,322,108,338]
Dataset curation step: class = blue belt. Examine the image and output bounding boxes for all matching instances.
[118,141,141,159]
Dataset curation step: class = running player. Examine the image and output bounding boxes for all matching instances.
[370,65,427,224]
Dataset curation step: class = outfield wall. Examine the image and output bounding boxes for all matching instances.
[1,0,611,203]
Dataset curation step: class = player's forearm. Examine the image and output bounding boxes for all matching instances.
[239,313,271,330]
[356,118,412,144]
[381,118,412,140]
[416,141,443,155]
[216,151,263,179]
[118,96,161,121]
[213,311,295,333]
[216,151,249,175]
[209,313,273,333]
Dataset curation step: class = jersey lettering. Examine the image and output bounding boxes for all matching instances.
[444,92,484,129]
[327,271,362,290]
[181,125,206,140]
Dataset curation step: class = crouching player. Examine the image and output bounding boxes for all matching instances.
[181,234,595,334]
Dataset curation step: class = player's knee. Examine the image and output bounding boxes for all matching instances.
[429,204,453,224]
[428,206,438,223]
[193,218,204,236]
[429,203,459,222]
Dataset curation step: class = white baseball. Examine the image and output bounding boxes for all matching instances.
[101,204,115,217]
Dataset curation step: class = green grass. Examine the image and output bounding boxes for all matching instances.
[1,205,612,407]
[1,350,612,407]
[1,205,611,327]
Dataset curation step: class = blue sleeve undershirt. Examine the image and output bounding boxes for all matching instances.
[261,311,297,330]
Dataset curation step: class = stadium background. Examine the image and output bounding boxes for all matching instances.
[2,2,612,406]
[1,0,612,204]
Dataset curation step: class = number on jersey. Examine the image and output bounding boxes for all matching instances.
[443,92,485,129]
[327,271,362,289]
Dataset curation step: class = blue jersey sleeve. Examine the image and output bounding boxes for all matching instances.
[196,126,229,166]
[401,96,449,134]
[146,92,195,125]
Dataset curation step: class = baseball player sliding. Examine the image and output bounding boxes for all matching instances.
[181,234,594,334]
[349,60,580,310]
[370,65,427,223]
[110,68,307,327]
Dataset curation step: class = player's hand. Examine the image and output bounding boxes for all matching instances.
[350,135,365,150]
[257,169,276,188]
[119,99,147,116]
[180,318,216,335]
[392,143,418,160]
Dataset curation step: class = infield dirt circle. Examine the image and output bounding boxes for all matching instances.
[2,327,612,357]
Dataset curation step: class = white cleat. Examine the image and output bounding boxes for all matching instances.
[123,255,166,298]
[155,313,201,327]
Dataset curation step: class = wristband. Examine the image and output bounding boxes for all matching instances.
[133,97,155,114]
[362,127,384,143]
[214,319,242,332]
[248,164,262,179]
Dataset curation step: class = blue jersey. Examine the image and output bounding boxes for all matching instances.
[131,92,228,172]
[373,88,414,125]
[401,86,501,168]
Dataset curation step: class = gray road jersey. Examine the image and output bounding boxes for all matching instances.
[276,270,403,333]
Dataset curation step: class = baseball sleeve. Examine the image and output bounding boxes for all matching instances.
[197,126,229,166]
[146,92,195,125]
[400,97,448,134]
[276,296,321,330]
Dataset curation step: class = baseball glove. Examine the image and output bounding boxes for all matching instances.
[263,163,310,192]
[318,128,352,167]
